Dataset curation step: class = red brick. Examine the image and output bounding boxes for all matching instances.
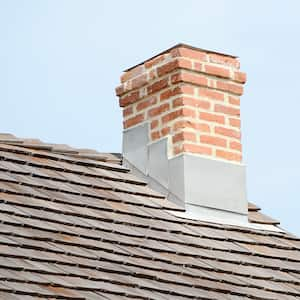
[198,123,211,133]
[208,53,240,68]
[160,87,180,101]
[170,73,182,84]
[145,54,167,69]
[162,108,196,123]
[214,104,240,116]
[229,83,243,95]
[173,120,187,131]
[199,112,225,124]
[228,96,240,106]
[230,141,242,152]
[157,58,192,77]
[215,81,229,94]
[131,74,148,90]
[121,65,145,83]
[173,120,210,133]
[151,119,159,130]
[157,60,178,77]
[151,131,161,141]
[215,80,243,95]
[204,65,231,79]
[160,86,180,101]
[171,71,208,87]
[181,107,197,118]
[180,85,195,95]
[123,113,144,129]
[147,78,169,95]
[119,91,140,107]
[182,143,212,155]
[159,85,195,102]
[200,135,227,147]
[234,71,247,83]
[162,110,182,123]
[172,132,197,143]
[173,144,184,155]
[216,149,242,162]
[123,106,133,117]
[149,69,157,81]
[198,88,224,101]
[148,103,170,118]
[229,118,241,128]
[193,62,203,72]
[215,126,241,139]
[171,47,208,62]
[161,127,171,137]
[173,97,210,110]
[136,97,157,111]
[176,58,193,69]
[115,84,125,96]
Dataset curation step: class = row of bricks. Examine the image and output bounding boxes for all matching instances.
[117,47,244,96]
[152,58,245,84]
[149,120,241,154]
[172,143,242,162]
[150,126,241,149]
[118,69,244,107]
[123,96,240,121]
[122,86,240,116]
[121,57,245,91]
[123,86,240,116]
[123,101,241,129]
[120,46,241,84]
[150,118,240,132]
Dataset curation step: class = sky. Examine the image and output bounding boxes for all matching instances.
[0,0,300,235]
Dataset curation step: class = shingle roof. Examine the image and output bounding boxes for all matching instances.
[0,133,299,299]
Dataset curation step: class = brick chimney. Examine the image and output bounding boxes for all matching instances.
[116,44,248,223]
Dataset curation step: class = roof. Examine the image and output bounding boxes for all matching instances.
[0,133,299,300]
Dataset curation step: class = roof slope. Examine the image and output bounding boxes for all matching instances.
[0,134,299,299]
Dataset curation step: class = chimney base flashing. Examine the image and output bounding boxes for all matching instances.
[185,202,248,224]
[177,153,248,215]
[169,207,284,232]
[124,156,283,231]
[123,123,249,224]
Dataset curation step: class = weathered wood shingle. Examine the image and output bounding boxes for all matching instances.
[0,134,298,299]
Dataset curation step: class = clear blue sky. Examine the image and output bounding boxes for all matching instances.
[1,0,299,235]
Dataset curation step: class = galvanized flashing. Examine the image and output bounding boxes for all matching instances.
[122,123,149,174]
[148,138,169,189]
[122,123,249,224]
[181,154,248,214]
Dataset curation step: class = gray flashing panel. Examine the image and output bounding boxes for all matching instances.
[168,155,185,206]
[148,139,169,189]
[122,124,149,175]
[185,203,248,223]
[183,154,248,215]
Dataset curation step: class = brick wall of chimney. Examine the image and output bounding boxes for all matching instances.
[116,45,246,163]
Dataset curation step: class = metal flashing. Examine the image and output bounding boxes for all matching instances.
[122,123,249,225]
[169,209,284,232]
